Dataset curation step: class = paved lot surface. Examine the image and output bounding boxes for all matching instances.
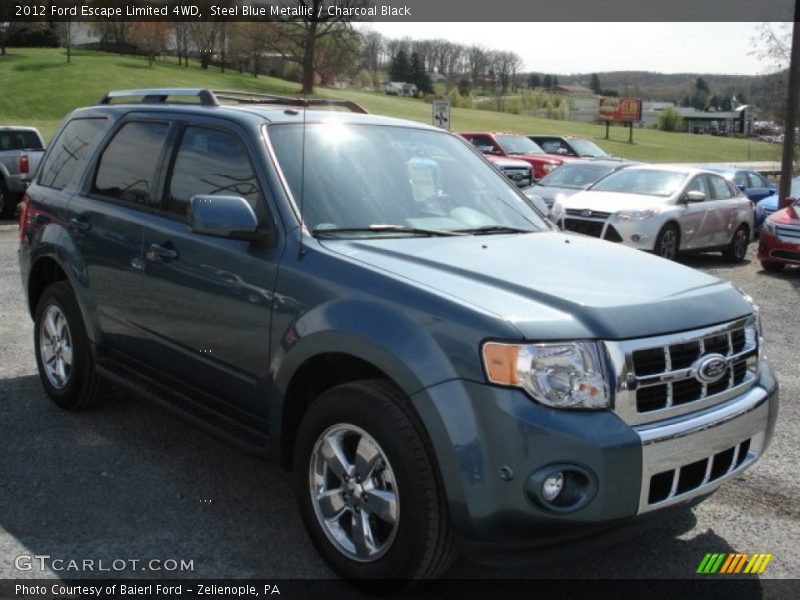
[0,220,798,584]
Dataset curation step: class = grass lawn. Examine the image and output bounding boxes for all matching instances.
[0,47,783,163]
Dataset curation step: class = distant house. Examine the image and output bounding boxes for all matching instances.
[383,81,418,97]
[430,72,446,83]
[549,84,594,95]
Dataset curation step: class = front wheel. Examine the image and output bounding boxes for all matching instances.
[0,179,16,219]
[293,380,455,586]
[724,224,750,263]
[654,224,680,260]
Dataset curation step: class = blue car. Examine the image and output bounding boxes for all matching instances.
[755,176,800,232]
[704,166,778,235]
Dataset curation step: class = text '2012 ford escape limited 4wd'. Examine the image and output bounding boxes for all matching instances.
[19,89,778,585]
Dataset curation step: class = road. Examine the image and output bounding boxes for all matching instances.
[0,221,797,586]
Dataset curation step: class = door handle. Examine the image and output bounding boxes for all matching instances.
[69,217,91,232]
[147,243,179,261]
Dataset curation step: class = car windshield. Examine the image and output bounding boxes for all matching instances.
[590,168,688,197]
[568,139,608,157]
[267,123,548,236]
[495,135,544,155]
[537,163,617,189]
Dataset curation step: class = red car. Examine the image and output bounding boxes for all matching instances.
[757,177,800,272]
[459,132,577,181]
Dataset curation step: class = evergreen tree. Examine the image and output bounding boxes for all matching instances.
[389,49,411,82]
[410,51,433,94]
[590,73,601,94]
[543,74,552,88]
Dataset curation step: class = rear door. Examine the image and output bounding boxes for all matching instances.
[67,117,174,356]
[706,174,740,245]
[136,117,281,417]
[677,175,713,249]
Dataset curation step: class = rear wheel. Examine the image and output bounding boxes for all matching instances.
[654,224,680,260]
[724,224,750,263]
[293,380,455,587]
[34,281,108,410]
[761,260,784,273]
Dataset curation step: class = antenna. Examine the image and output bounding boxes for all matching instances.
[298,91,308,259]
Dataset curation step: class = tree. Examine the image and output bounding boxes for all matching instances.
[133,22,168,66]
[466,45,488,88]
[590,73,601,94]
[389,49,411,82]
[171,23,191,67]
[316,28,360,86]
[189,22,219,69]
[543,74,553,88]
[410,51,433,94]
[528,73,541,89]
[552,74,559,86]
[658,107,684,132]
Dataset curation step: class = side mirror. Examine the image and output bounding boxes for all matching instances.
[188,195,273,244]
[556,148,569,155]
[683,190,706,203]
[768,189,776,196]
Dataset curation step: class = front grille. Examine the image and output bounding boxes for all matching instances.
[565,209,612,220]
[770,249,800,262]
[646,438,752,505]
[775,223,800,243]
[632,324,755,414]
[499,167,531,188]
[607,316,759,426]
[563,218,623,242]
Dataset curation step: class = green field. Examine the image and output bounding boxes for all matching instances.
[0,47,783,163]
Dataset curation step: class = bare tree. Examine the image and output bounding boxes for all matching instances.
[55,20,73,63]
[171,22,192,67]
[189,22,219,69]
[133,22,168,66]
[359,29,384,73]
[466,45,488,88]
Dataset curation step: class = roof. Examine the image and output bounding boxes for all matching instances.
[0,126,41,132]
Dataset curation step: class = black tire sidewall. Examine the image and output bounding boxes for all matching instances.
[33,282,93,409]
[728,225,749,261]
[293,382,441,582]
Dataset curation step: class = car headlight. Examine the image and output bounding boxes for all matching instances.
[763,219,776,235]
[614,209,659,221]
[551,201,565,219]
[755,204,765,216]
[482,341,609,409]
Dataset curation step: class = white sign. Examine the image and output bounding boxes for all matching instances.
[432,100,451,130]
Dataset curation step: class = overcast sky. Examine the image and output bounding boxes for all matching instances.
[358,22,784,76]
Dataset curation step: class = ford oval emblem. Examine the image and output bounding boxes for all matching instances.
[581,209,592,217]
[693,353,728,384]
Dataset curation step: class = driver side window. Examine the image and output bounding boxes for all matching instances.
[686,175,710,200]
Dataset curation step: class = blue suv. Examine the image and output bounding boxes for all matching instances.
[19,89,779,585]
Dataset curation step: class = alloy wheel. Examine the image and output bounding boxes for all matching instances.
[309,423,400,562]
[39,305,73,389]
[659,228,677,259]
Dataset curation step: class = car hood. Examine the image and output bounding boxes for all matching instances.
[526,185,583,205]
[320,231,751,340]
[560,190,668,211]
[768,204,800,224]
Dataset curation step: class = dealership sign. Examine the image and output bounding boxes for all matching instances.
[598,97,642,122]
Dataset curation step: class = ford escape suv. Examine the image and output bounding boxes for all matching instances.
[19,89,778,584]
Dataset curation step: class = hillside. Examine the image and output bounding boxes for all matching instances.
[0,48,782,163]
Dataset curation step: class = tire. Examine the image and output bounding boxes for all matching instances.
[0,179,16,219]
[761,260,784,273]
[654,223,680,260]
[33,281,108,410]
[724,224,750,263]
[293,379,455,587]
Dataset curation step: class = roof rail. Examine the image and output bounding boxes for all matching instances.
[98,89,219,106]
[97,88,369,114]
[211,90,369,114]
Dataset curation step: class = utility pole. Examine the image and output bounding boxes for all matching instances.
[779,1,800,208]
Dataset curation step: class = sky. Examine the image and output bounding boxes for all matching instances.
[358,23,786,76]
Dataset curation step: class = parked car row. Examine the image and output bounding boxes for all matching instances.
[758,176,800,272]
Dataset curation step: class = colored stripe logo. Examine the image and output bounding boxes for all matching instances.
[697,553,773,574]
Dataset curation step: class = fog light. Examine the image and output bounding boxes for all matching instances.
[631,234,648,243]
[542,472,564,501]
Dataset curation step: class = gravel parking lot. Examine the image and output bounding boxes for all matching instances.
[0,220,797,584]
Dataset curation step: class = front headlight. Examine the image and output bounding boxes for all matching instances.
[551,201,565,219]
[614,209,659,221]
[482,341,609,409]
[763,219,776,235]
[755,204,765,216]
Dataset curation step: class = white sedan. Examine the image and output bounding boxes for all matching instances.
[551,165,753,261]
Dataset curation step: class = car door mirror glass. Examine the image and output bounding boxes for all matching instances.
[188,195,272,244]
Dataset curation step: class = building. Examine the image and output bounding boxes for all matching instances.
[383,82,418,97]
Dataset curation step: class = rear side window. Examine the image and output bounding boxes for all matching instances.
[708,175,734,199]
[166,126,260,216]
[748,172,767,188]
[92,121,170,207]
[39,119,105,190]
[0,130,43,151]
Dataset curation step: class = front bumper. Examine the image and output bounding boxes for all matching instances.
[410,361,778,560]
[758,229,800,265]
[556,213,664,251]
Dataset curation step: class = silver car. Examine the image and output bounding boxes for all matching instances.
[551,165,753,261]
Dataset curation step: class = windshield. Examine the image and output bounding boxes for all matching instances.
[495,135,544,155]
[267,123,548,236]
[590,168,687,197]
[568,139,608,157]
[537,163,616,189]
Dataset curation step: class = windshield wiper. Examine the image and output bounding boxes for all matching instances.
[312,224,467,238]
[453,225,534,235]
